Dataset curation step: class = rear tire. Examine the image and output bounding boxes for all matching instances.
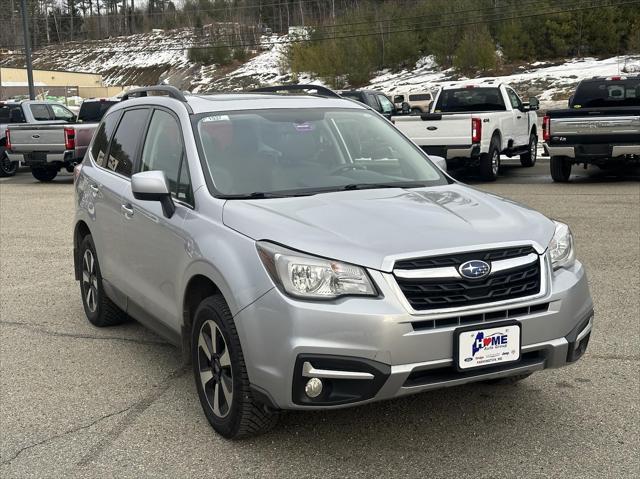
[520,133,537,167]
[0,148,18,177]
[79,234,129,327]
[484,373,533,385]
[479,136,501,181]
[192,295,278,439]
[31,167,58,182]
[550,156,572,182]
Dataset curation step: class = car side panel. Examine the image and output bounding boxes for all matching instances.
[75,159,127,282]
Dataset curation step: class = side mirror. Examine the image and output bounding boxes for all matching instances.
[131,170,175,218]
[401,102,410,114]
[430,155,447,171]
[393,95,404,104]
[528,97,540,110]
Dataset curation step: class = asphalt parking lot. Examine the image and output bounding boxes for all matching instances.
[1,160,639,479]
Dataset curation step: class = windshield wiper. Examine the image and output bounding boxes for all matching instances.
[340,182,428,191]
[218,191,312,199]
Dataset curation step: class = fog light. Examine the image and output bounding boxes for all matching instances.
[305,378,323,398]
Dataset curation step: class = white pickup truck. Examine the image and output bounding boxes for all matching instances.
[392,81,540,180]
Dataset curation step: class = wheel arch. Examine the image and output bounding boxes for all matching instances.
[73,220,92,281]
[530,124,537,137]
[490,128,502,150]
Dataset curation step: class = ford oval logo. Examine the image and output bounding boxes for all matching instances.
[459,260,491,279]
[32,134,40,139]
[426,126,438,131]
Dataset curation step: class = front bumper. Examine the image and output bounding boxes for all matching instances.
[235,261,593,410]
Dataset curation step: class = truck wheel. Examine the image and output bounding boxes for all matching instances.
[479,137,501,181]
[31,167,58,182]
[520,134,537,167]
[79,234,129,327]
[0,148,18,177]
[550,156,572,182]
[192,294,278,439]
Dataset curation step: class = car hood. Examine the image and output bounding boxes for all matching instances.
[223,184,555,272]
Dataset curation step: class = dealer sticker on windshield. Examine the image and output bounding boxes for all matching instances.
[457,323,520,370]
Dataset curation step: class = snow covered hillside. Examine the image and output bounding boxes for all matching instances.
[2,28,638,109]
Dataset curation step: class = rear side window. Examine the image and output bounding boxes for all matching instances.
[409,94,431,101]
[30,104,51,121]
[78,101,118,122]
[91,112,120,166]
[105,109,148,177]
[434,88,506,112]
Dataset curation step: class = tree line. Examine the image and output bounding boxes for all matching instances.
[1,1,638,87]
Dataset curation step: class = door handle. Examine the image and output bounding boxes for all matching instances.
[89,183,99,193]
[517,115,522,119]
[121,203,134,218]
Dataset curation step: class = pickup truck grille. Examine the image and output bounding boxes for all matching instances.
[393,246,541,311]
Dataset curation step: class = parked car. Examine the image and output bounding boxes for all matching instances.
[392,90,434,114]
[74,85,593,439]
[1,100,77,177]
[339,89,396,119]
[393,81,540,180]
[6,98,118,182]
[543,75,640,182]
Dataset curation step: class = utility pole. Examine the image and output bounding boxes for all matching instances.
[20,0,35,100]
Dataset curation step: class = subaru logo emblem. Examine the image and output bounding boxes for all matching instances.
[459,260,491,279]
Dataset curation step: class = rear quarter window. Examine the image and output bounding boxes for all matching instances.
[91,112,120,166]
[409,94,431,101]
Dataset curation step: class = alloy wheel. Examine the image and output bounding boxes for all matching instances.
[82,249,99,313]
[198,320,233,418]
[530,138,537,164]
[492,149,500,176]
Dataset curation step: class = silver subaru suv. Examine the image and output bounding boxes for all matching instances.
[74,85,594,438]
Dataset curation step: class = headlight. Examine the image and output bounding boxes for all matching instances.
[256,241,377,300]
[548,221,575,270]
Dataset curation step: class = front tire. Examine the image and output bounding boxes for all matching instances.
[550,156,572,182]
[79,234,129,327]
[31,166,58,182]
[520,134,537,167]
[0,148,18,177]
[192,295,278,439]
[479,136,501,181]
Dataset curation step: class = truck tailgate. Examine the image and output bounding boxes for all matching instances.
[549,108,640,139]
[7,125,66,153]
[393,114,472,147]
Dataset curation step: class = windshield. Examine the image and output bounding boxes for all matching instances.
[195,108,448,197]
[434,87,506,112]
[572,79,640,108]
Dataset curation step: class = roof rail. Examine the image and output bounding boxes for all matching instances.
[252,84,341,98]
[121,86,188,102]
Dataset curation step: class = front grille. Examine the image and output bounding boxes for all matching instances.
[395,246,536,270]
[394,247,541,311]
